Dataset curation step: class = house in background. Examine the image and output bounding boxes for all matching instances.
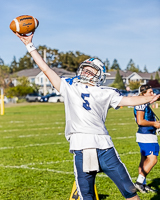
[10,67,76,94]
[105,70,160,88]
[9,68,160,94]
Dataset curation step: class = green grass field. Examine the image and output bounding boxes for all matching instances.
[0,103,160,200]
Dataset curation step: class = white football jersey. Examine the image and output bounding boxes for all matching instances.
[60,78,123,147]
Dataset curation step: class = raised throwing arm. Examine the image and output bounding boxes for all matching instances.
[15,32,61,92]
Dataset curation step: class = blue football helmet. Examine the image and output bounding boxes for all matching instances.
[76,58,110,86]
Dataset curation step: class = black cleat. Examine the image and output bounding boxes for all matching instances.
[144,185,157,193]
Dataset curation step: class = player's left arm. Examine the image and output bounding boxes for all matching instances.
[118,94,160,107]
[136,111,160,129]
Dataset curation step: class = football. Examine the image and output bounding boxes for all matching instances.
[10,15,39,34]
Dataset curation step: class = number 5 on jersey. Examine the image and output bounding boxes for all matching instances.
[81,93,91,110]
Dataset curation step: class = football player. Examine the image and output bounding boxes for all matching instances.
[14,32,160,200]
[134,84,160,193]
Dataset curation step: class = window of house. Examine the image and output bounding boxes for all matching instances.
[30,78,35,83]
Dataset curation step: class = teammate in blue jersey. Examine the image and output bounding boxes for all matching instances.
[14,32,160,200]
[134,84,160,193]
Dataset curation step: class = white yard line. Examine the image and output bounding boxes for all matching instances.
[0,164,73,174]
[2,134,134,140]
[7,121,65,124]
[0,142,66,150]
[3,133,63,139]
[26,160,73,166]
[0,163,151,181]
[112,136,135,139]
[0,135,137,150]
[0,127,63,133]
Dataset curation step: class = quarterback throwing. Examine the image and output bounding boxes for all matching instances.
[14,31,160,200]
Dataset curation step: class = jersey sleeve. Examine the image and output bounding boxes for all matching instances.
[59,78,66,97]
[110,89,123,109]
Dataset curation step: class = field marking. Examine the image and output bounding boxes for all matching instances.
[26,160,73,166]
[3,121,65,125]
[8,122,65,127]
[107,123,135,125]
[0,142,66,150]
[112,136,135,139]
[0,136,137,150]
[0,163,151,181]
[0,164,73,174]
[22,151,139,167]
[119,151,139,156]
[2,134,135,140]
[0,127,63,133]
[3,133,63,139]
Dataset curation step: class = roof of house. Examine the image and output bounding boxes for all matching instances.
[12,67,76,78]
[106,70,160,79]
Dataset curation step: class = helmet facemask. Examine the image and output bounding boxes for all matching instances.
[76,58,109,86]
[76,65,100,86]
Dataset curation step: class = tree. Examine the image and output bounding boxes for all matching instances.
[129,81,141,90]
[5,76,35,97]
[111,59,121,70]
[59,51,90,72]
[0,57,4,66]
[37,45,60,67]
[126,59,139,72]
[155,71,160,83]
[7,45,92,72]
[104,58,110,72]
[143,65,148,73]
[18,54,34,71]
[10,56,19,73]
[109,69,125,89]
[150,75,153,80]
[0,63,10,90]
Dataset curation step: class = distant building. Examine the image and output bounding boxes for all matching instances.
[7,68,160,94]
[10,67,76,94]
[105,70,160,88]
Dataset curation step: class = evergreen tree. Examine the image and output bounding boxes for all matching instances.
[143,65,148,73]
[126,59,139,72]
[0,57,4,66]
[150,75,153,80]
[155,71,160,83]
[110,69,125,89]
[111,59,121,70]
[10,56,19,73]
[104,58,110,72]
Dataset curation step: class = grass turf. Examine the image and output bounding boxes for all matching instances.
[0,102,160,200]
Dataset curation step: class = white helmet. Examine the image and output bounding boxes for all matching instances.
[76,58,110,86]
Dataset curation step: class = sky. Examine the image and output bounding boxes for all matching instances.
[0,0,160,72]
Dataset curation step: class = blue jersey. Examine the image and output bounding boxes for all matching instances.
[134,103,156,134]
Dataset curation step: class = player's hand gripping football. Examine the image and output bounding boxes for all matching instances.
[15,31,34,46]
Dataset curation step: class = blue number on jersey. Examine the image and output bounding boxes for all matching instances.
[81,93,91,110]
